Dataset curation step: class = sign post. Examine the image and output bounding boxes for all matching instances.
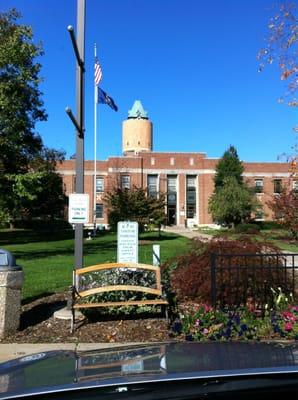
[153,244,161,266]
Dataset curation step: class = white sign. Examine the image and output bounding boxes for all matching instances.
[117,221,138,263]
[68,194,89,224]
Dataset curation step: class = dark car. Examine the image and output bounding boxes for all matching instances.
[0,342,297,399]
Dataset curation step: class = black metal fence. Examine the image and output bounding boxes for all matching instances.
[210,253,298,310]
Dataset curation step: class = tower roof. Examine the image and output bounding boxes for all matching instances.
[128,100,148,119]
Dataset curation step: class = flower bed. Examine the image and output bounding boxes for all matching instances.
[172,301,298,341]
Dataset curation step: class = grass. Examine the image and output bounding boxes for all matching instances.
[195,226,298,252]
[0,229,191,301]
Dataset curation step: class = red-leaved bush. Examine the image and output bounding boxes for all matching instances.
[162,237,293,307]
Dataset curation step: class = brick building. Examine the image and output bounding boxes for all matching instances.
[57,100,295,228]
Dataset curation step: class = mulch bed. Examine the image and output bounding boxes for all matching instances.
[0,293,170,343]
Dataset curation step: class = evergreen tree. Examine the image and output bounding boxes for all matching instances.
[210,146,257,227]
[214,145,244,191]
[208,177,256,227]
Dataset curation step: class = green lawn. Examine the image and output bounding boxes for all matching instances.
[0,229,191,301]
[195,227,298,253]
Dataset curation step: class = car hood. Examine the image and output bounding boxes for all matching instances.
[0,342,297,399]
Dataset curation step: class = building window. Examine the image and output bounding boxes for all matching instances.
[186,175,196,218]
[273,179,282,194]
[167,175,177,193]
[170,157,175,166]
[167,175,177,225]
[151,157,155,166]
[255,209,264,220]
[147,175,158,198]
[121,175,130,189]
[96,203,103,218]
[189,158,194,166]
[293,180,298,193]
[167,176,177,205]
[254,179,263,193]
[96,176,104,193]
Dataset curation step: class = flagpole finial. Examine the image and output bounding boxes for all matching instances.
[94,43,97,58]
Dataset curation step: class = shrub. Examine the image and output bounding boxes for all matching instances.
[256,221,282,230]
[234,223,261,234]
[13,218,72,230]
[162,237,288,307]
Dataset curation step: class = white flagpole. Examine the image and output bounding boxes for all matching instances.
[93,43,98,236]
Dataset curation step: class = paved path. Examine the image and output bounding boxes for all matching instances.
[163,226,212,240]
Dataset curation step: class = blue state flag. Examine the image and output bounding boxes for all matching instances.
[97,87,118,111]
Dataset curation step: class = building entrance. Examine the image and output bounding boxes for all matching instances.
[167,206,176,225]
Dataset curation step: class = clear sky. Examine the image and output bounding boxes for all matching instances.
[2,0,297,162]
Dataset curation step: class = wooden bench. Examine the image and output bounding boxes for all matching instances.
[71,262,168,331]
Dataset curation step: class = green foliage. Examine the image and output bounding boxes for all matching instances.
[0,9,66,226]
[214,145,244,191]
[208,176,257,226]
[257,220,283,230]
[0,9,46,173]
[234,223,261,234]
[104,186,166,232]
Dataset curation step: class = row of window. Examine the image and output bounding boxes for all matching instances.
[254,179,298,193]
[95,175,131,193]
[96,176,297,195]
[93,176,297,220]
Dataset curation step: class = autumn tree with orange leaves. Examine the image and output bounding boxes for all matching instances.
[267,186,298,240]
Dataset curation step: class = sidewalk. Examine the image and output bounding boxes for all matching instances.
[163,226,212,240]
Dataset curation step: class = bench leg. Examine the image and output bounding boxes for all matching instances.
[70,305,75,334]
[161,304,169,323]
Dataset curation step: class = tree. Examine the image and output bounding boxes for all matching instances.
[213,145,244,191]
[208,176,257,227]
[257,2,297,108]
[267,186,298,239]
[257,2,297,167]
[104,186,166,233]
[0,9,66,227]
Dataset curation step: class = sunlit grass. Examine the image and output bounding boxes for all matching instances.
[0,230,191,301]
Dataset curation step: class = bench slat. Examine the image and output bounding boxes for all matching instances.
[73,299,169,308]
[77,284,161,298]
[76,262,159,275]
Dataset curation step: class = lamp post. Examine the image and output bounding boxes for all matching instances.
[66,0,86,273]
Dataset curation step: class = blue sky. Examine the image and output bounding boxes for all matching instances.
[2,0,297,162]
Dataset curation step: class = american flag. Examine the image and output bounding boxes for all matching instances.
[94,59,102,85]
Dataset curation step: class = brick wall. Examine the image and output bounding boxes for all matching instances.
[57,152,292,227]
